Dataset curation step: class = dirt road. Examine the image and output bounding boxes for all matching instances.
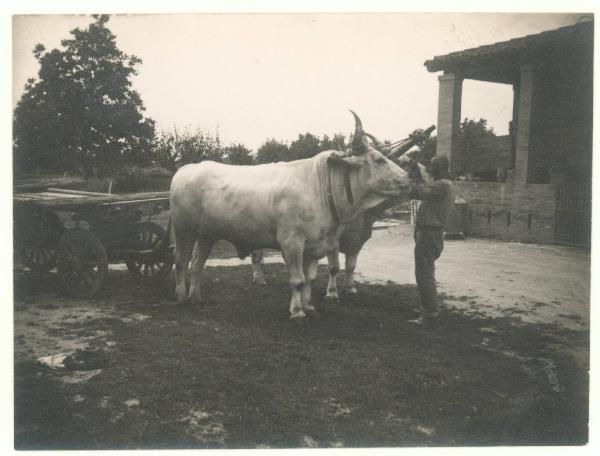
[200,223,590,330]
[352,223,590,330]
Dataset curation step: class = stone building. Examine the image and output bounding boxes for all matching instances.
[425,20,593,246]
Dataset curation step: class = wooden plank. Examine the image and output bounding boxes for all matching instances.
[13,177,86,192]
[46,188,109,197]
[102,197,170,206]
[14,190,171,210]
[14,192,94,202]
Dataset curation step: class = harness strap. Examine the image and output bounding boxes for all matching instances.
[326,162,354,222]
[343,172,354,204]
[326,163,340,223]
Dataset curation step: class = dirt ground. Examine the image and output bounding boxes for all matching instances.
[204,223,590,331]
[13,221,590,449]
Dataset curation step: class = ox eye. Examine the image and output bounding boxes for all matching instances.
[376,156,387,164]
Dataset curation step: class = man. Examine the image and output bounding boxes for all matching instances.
[407,155,455,325]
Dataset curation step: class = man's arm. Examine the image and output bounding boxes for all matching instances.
[409,180,448,201]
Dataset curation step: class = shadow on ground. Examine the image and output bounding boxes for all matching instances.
[14,264,589,449]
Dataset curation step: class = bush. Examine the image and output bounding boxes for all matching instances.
[113,165,173,193]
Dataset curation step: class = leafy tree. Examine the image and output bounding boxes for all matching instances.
[288,133,321,161]
[153,128,225,171]
[152,131,179,171]
[454,118,496,177]
[320,133,347,151]
[255,133,348,164]
[224,143,254,165]
[13,15,155,176]
[256,138,289,164]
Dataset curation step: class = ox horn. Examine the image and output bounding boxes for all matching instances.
[349,110,368,155]
[363,132,387,152]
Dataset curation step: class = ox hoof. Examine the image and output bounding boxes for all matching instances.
[252,277,267,286]
[345,287,358,295]
[303,304,318,316]
[289,310,307,321]
[325,290,339,300]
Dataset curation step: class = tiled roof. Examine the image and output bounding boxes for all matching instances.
[425,20,593,72]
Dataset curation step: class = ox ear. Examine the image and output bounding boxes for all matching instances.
[327,151,363,168]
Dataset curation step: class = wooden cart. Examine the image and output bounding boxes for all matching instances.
[14,178,173,298]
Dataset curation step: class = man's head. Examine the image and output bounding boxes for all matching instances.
[427,155,450,180]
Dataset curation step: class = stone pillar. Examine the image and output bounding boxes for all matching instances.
[436,73,463,169]
[514,64,535,186]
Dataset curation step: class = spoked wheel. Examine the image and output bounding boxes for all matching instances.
[125,222,173,286]
[22,245,57,274]
[15,208,64,273]
[57,229,108,298]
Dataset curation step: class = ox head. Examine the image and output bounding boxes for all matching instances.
[327,111,411,202]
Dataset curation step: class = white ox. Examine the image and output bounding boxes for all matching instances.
[249,142,435,298]
[170,111,411,319]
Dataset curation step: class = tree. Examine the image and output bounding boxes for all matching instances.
[255,133,347,164]
[320,133,347,151]
[13,15,155,176]
[224,143,254,165]
[288,133,321,161]
[153,128,225,171]
[256,138,289,164]
[454,118,496,177]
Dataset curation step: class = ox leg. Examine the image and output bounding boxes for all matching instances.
[325,250,340,300]
[344,253,359,295]
[301,259,319,314]
[251,250,267,285]
[189,239,214,305]
[174,233,196,304]
[281,243,306,320]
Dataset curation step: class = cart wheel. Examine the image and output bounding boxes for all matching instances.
[125,222,173,285]
[22,246,57,274]
[57,229,108,298]
[17,208,63,273]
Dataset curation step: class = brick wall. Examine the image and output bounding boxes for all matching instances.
[455,181,555,244]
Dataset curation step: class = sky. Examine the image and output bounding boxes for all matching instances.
[11,12,584,151]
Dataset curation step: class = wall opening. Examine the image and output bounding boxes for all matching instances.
[457,80,514,182]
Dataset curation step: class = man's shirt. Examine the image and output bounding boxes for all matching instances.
[412,178,455,228]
